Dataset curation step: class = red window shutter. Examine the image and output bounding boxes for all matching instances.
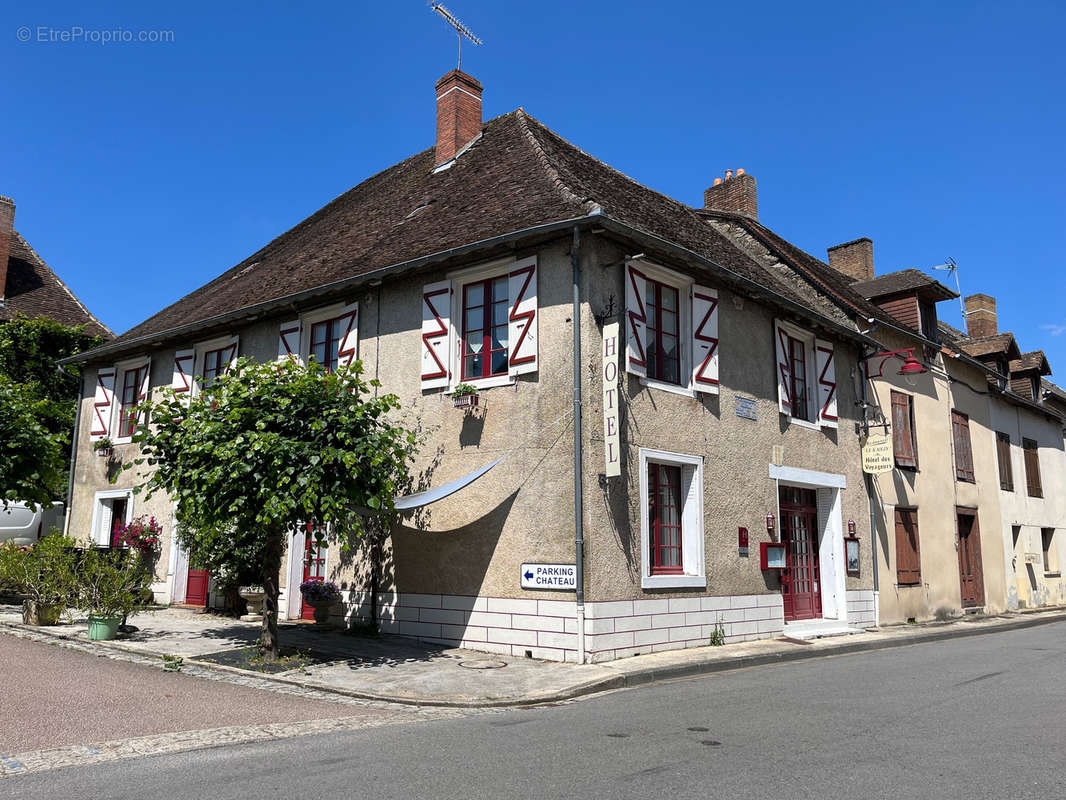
[625,264,647,378]
[277,320,301,363]
[172,349,195,402]
[691,284,719,394]
[89,367,116,440]
[507,260,538,376]
[814,338,838,428]
[420,281,450,390]
[335,303,359,370]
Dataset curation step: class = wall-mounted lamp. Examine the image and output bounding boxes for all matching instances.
[848,519,857,537]
[765,512,775,538]
[866,347,928,379]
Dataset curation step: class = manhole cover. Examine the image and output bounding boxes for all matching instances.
[458,659,508,670]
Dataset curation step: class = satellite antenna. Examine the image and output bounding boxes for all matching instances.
[929,257,965,327]
[430,3,483,71]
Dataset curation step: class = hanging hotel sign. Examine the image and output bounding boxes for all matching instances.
[602,321,621,477]
[861,433,894,474]
[521,563,577,590]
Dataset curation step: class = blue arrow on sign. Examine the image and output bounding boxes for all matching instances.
[524,570,534,580]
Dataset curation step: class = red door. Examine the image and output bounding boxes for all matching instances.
[957,509,985,608]
[299,528,327,620]
[780,487,822,622]
[186,567,209,607]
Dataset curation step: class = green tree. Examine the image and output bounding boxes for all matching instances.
[132,357,415,659]
[0,376,66,507]
[0,315,104,485]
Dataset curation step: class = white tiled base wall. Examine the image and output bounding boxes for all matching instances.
[846,589,877,627]
[342,591,786,664]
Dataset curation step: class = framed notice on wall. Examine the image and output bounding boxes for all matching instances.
[844,536,861,577]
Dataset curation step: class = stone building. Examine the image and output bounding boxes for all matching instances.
[63,70,888,662]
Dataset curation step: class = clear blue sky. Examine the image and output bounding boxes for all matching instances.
[5,2,1064,366]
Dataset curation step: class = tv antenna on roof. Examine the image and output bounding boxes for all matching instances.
[930,257,966,328]
[430,3,483,71]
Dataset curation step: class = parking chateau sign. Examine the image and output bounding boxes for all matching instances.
[602,321,621,477]
[861,433,894,475]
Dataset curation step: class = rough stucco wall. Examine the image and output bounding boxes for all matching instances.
[69,233,876,614]
[989,400,1066,609]
[69,361,179,596]
[580,237,872,604]
[869,329,1008,623]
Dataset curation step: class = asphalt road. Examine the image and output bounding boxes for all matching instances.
[0,634,380,753]
[5,621,1066,799]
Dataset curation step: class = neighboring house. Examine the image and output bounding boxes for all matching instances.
[946,296,1066,611]
[63,69,880,663]
[0,195,110,337]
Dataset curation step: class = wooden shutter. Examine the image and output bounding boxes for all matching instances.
[1024,438,1042,497]
[891,391,917,468]
[277,320,301,363]
[774,320,791,413]
[89,367,116,440]
[335,302,359,370]
[220,335,240,373]
[815,338,838,428]
[952,411,975,482]
[172,349,195,405]
[691,285,719,394]
[894,508,921,585]
[625,263,647,378]
[996,432,1013,491]
[508,260,538,376]
[421,281,451,390]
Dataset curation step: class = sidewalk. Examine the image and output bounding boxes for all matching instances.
[3,604,1064,708]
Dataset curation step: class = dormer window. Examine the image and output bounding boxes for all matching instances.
[919,299,938,343]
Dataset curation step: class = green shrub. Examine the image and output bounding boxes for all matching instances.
[74,548,152,619]
[0,533,77,605]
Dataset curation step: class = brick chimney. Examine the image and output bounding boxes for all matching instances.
[827,238,874,282]
[435,70,483,167]
[0,196,14,304]
[964,293,997,339]
[704,169,758,218]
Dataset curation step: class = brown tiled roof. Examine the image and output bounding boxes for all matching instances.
[1010,350,1051,375]
[959,333,1021,360]
[1,231,112,338]
[851,269,957,301]
[104,110,854,349]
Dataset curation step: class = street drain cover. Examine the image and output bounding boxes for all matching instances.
[458,659,508,670]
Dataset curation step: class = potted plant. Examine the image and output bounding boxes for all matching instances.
[75,548,151,641]
[113,515,163,574]
[299,579,342,626]
[238,584,266,621]
[92,436,114,458]
[451,382,479,409]
[0,534,77,625]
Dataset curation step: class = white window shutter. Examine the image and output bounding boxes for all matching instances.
[421,281,451,390]
[625,263,647,378]
[508,260,538,376]
[172,349,195,404]
[335,302,359,370]
[137,358,152,426]
[278,320,301,363]
[815,338,838,428]
[691,285,719,394]
[774,320,792,414]
[221,336,240,373]
[89,367,116,440]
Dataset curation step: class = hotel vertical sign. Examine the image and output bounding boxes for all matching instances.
[602,321,621,477]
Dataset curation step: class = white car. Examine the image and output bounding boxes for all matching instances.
[0,502,65,546]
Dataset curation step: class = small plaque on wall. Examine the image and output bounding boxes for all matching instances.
[735,395,757,421]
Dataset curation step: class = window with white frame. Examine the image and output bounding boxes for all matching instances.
[624,258,719,397]
[90,490,133,547]
[774,319,838,429]
[88,357,150,444]
[171,336,239,403]
[420,255,538,391]
[275,302,359,373]
[639,448,705,588]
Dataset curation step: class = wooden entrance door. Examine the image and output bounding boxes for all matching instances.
[185,567,209,607]
[957,509,985,608]
[780,487,822,622]
[299,526,327,620]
